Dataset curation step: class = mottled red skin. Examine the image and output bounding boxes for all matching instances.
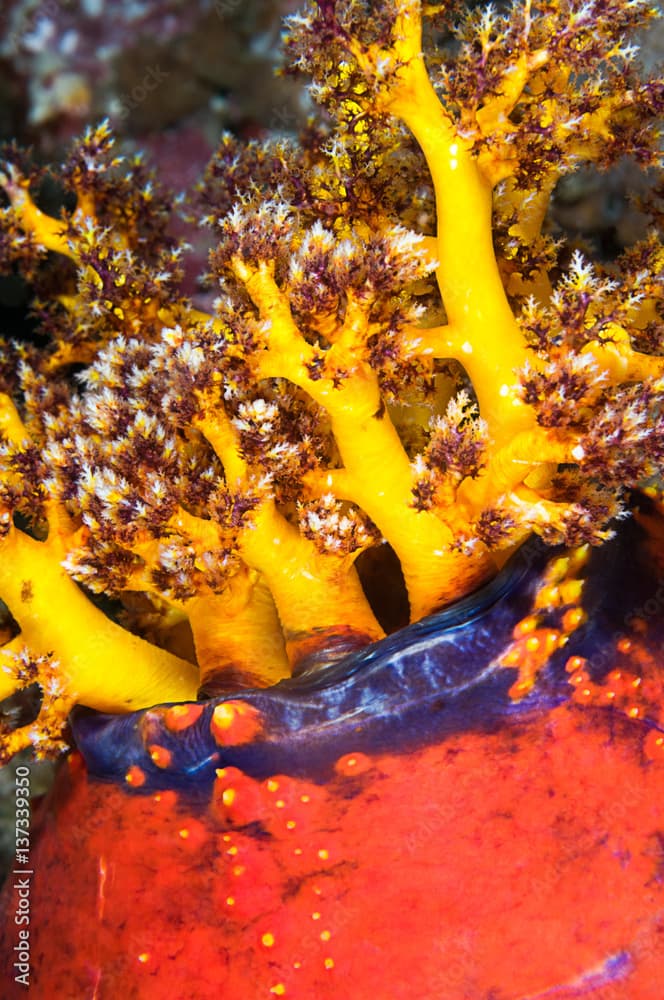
[2,676,664,1000]
[3,515,663,998]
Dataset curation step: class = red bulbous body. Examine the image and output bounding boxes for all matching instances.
[4,701,664,999]
[2,515,664,999]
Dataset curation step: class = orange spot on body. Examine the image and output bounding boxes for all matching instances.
[543,630,562,653]
[125,765,145,787]
[565,656,587,673]
[562,607,586,631]
[334,752,372,776]
[148,744,172,769]
[152,790,177,808]
[67,752,86,776]
[513,615,538,638]
[644,730,664,761]
[210,701,264,745]
[176,819,207,849]
[212,766,267,826]
[164,703,203,732]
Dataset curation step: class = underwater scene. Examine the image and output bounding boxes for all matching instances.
[0,1,662,997]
